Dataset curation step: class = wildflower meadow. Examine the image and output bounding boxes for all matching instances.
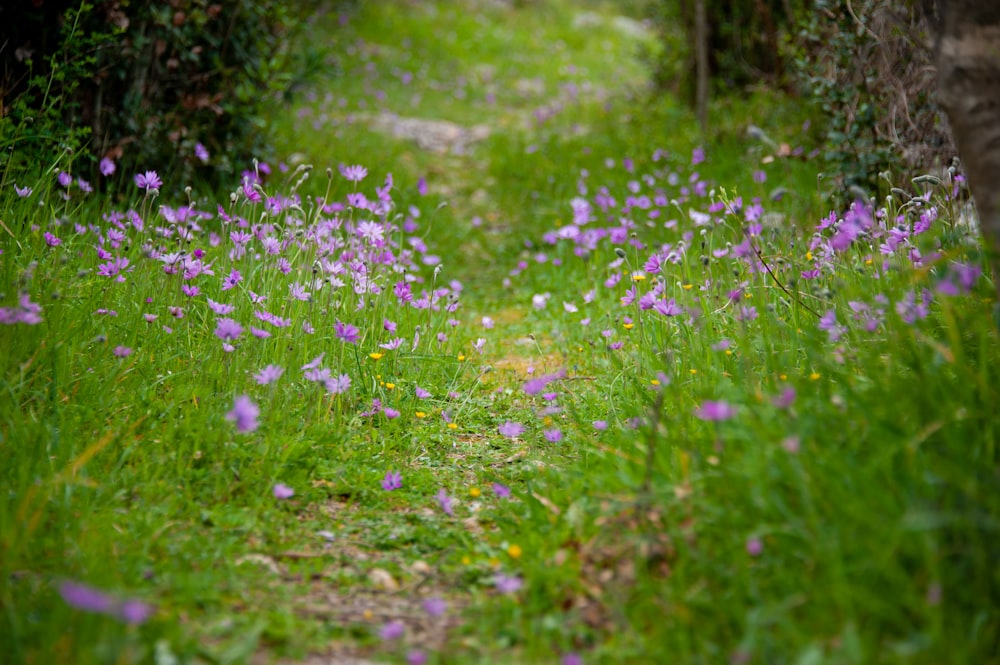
[2,1,998,664]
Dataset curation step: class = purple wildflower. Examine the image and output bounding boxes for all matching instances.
[59,581,153,625]
[492,483,511,499]
[134,170,162,191]
[58,171,72,187]
[335,320,360,344]
[44,232,62,247]
[383,407,400,419]
[99,158,116,176]
[221,268,242,291]
[194,142,210,163]
[422,596,447,617]
[543,429,563,442]
[493,574,523,594]
[113,345,132,358]
[694,400,737,421]
[326,373,351,394]
[273,483,294,499]
[592,420,608,430]
[382,471,402,491]
[498,421,525,438]
[380,620,405,640]
[254,365,284,385]
[436,488,454,516]
[746,537,763,557]
[407,651,427,665]
[59,580,115,614]
[226,395,260,433]
[773,387,796,409]
[15,184,32,197]
[340,164,368,182]
[214,318,243,341]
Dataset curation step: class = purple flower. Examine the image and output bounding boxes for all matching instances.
[382,471,402,491]
[592,420,608,431]
[422,596,447,616]
[221,268,242,291]
[59,580,115,614]
[818,309,844,342]
[407,650,427,665]
[746,537,763,557]
[44,232,62,247]
[226,395,259,433]
[325,373,351,395]
[493,573,523,594]
[340,164,368,182]
[59,581,152,625]
[543,429,563,442]
[58,171,72,188]
[436,488,454,516]
[335,320,360,344]
[384,407,400,419]
[773,387,796,409]
[562,654,583,665]
[380,620,405,640]
[113,345,132,358]
[214,318,243,341]
[415,386,431,399]
[194,142,210,163]
[118,599,154,625]
[498,421,524,438]
[302,353,325,371]
[254,364,284,385]
[208,298,234,315]
[134,170,162,191]
[99,157,116,176]
[694,400,737,421]
[492,482,511,499]
[14,184,32,197]
[273,483,295,499]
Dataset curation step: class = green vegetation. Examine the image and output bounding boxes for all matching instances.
[1,1,997,664]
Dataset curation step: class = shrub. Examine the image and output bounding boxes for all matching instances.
[1,0,332,189]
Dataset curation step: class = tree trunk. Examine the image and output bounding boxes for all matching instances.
[935,1,1000,296]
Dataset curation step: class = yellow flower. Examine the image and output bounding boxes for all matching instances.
[623,322,634,330]
[457,354,466,361]
[651,379,660,386]
[469,487,481,498]
[416,411,427,418]
[369,352,383,360]
[488,557,501,569]
[725,349,732,356]
[385,382,395,390]
[507,544,522,559]
[461,555,471,566]
[809,372,821,381]
[806,251,814,261]
[780,373,787,380]
[689,369,698,375]
[447,422,458,430]
[682,283,693,290]
[632,274,647,282]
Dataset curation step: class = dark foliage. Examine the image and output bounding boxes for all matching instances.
[1,0,337,189]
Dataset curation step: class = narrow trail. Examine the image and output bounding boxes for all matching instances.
[257,3,659,662]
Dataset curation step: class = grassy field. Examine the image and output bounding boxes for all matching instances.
[2,1,999,664]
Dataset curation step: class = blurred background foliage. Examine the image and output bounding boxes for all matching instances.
[0,0,343,189]
[644,0,953,203]
[1,0,954,201]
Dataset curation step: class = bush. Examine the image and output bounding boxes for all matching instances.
[1,0,331,189]
[787,0,954,202]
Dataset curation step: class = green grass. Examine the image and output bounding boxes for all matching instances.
[2,0,999,664]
